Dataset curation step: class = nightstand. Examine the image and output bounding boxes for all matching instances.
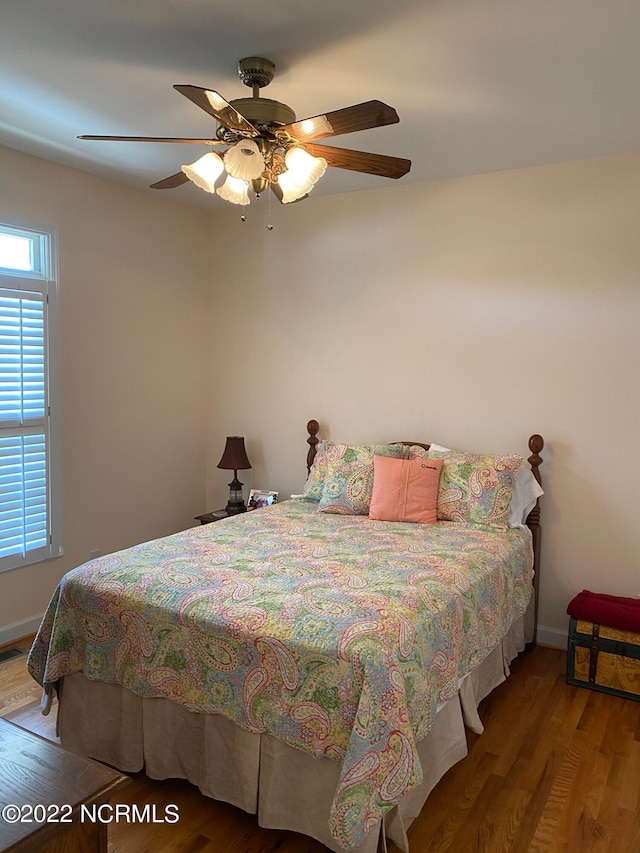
[194,509,229,525]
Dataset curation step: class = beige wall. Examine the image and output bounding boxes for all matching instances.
[0,146,211,641]
[206,153,640,646]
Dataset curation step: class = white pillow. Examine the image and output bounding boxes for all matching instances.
[508,466,544,527]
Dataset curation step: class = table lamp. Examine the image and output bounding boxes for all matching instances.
[217,436,252,514]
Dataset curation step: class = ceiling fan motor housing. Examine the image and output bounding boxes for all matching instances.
[227,57,296,133]
[228,97,296,129]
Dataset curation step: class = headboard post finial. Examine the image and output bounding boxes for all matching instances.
[526,434,544,528]
[307,419,320,474]
[528,434,544,486]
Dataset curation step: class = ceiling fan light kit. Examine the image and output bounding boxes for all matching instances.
[79,56,411,216]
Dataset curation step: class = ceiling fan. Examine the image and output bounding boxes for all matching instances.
[79,57,411,206]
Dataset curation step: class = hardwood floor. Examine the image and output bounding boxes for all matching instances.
[1,638,638,852]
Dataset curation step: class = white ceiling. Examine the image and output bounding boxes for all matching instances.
[2,0,639,209]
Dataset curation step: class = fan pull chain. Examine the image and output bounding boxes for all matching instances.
[266,187,273,231]
[238,190,274,229]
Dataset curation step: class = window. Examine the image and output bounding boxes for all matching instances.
[0,219,61,572]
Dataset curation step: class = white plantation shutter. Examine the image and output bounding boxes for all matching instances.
[0,291,46,424]
[0,220,61,572]
[0,290,48,565]
[0,432,48,561]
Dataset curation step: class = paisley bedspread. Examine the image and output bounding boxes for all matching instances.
[28,500,532,849]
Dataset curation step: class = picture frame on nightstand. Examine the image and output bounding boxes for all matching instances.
[247,489,279,510]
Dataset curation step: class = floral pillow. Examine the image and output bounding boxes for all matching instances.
[303,441,332,501]
[437,452,523,526]
[318,443,406,515]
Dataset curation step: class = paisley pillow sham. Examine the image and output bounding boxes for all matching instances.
[303,440,331,501]
[437,452,523,526]
[318,443,406,515]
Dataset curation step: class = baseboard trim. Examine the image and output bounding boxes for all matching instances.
[537,624,567,649]
[0,614,43,649]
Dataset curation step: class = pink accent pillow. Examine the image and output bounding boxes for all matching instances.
[369,455,443,524]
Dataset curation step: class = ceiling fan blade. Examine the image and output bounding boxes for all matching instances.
[304,143,411,179]
[78,135,225,145]
[280,101,399,144]
[150,172,191,190]
[173,85,258,136]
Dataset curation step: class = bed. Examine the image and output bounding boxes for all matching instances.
[28,420,544,852]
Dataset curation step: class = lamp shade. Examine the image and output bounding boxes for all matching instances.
[217,436,251,470]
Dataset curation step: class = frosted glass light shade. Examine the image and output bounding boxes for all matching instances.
[216,175,250,205]
[224,139,266,181]
[278,169,308,204]
[285,147,327,187]
[277,147,327,202]
[181,152,224,192]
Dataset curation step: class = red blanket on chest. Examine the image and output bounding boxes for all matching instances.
[567,589,640,634]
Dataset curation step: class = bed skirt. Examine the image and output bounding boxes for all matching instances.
[56,613,530,853]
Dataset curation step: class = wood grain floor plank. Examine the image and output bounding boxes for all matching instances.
[404,750,499,853]
[617,738,640,811]
[451,773,532,853]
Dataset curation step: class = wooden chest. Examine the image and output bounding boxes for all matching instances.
[566,616,640,701]
[0,717,129,853]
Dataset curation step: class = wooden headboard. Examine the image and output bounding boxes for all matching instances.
[306,420,543,492]
[305,419,544,648]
